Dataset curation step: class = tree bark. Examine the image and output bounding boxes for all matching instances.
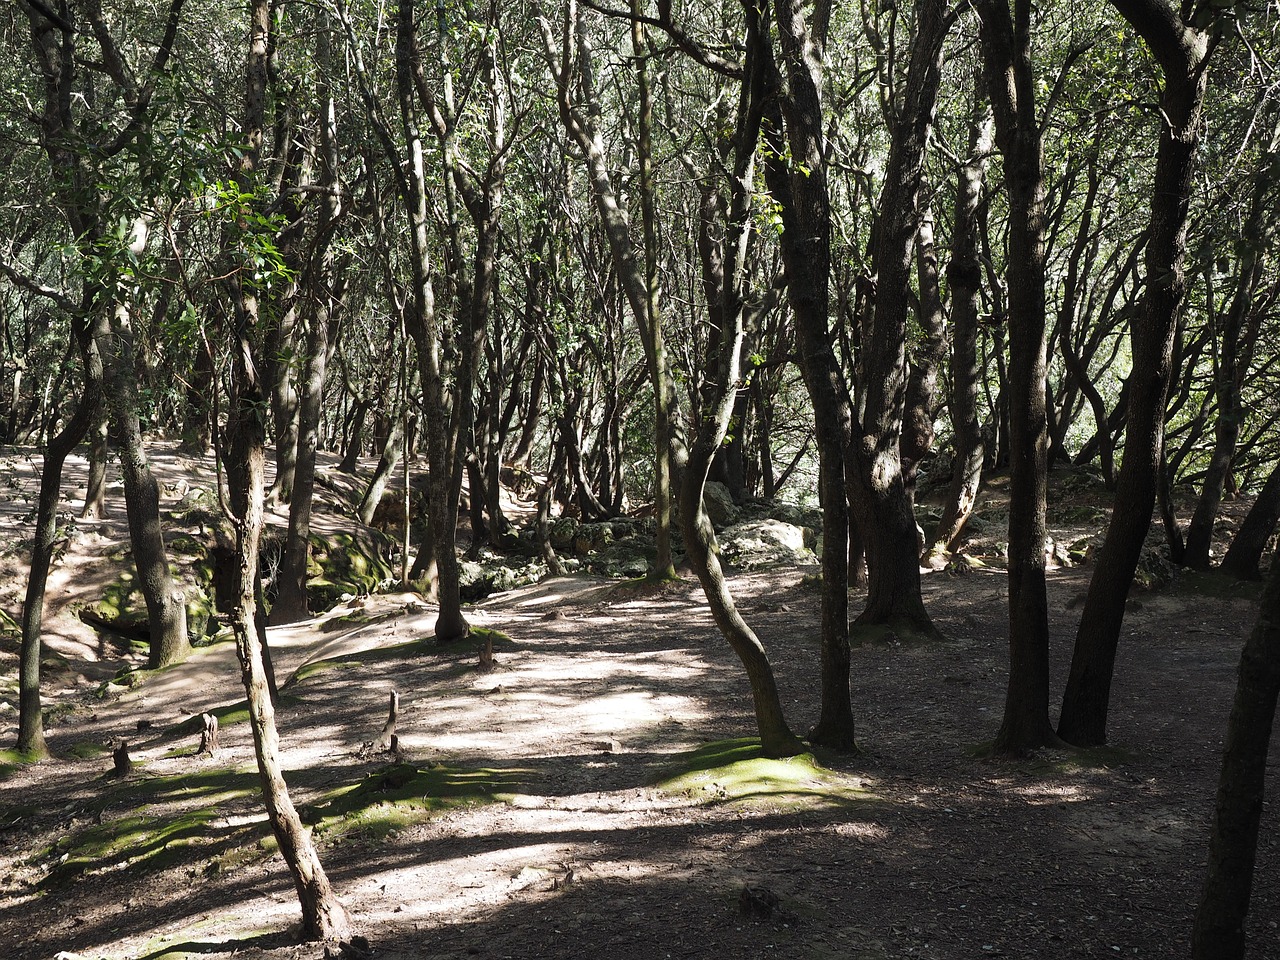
[224,0,352,940]
[18,309,100,757]
[849,0,949,638]
[763,0,856,748]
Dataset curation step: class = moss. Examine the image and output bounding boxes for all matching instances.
[303,761,525,842]
[67,741,109,759]
[37,769,262,889]
[655,738,873,808]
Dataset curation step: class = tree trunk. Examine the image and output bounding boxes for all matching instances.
[1058,10,1209,747]
[975,0,1059,754]
[1190,545,1280,959]
[224,0,353,940]
[849,0,948,638]
[1220,462,1280,582]
[764,0,856,749]
[925,95,992,564]
[1184,153,1271,569]
[18,311,100,757]
[102,288,190,669]
[81,401,109,520]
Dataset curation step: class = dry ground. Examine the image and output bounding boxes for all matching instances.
[0,446,1277,960]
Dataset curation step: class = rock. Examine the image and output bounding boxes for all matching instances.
[702,481,739,528]
[719,519,812,569]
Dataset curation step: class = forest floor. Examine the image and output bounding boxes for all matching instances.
[0,444,1278,960]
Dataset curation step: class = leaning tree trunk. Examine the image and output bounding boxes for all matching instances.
[223,0,353,942]
[1190,544,1280,959]
[102,288,190,668]
[1220,462,1280,581]
[1058,9,1209,747]
[18,311,100,757]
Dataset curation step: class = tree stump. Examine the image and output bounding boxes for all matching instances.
[198,712,220,755]
[112,740,132,777]
[372,691,399,752]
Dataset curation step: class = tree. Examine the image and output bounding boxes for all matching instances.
[1058,1,1215,747]
[973,0,1060,753]
[1190,545,1280,958]
[219,0,352,940]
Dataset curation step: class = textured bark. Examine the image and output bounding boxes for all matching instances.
[975,0,1059,753]
[1058,7,1209,746]
[395,0,468,642]
[1190,548,1280,959]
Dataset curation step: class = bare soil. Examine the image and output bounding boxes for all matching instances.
[1,446,1278,960]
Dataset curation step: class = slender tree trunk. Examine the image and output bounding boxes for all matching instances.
[224,0,352,940]
[1058,10,1209,746]
[396,0,468,642]
[81,400,109,520]
[272,253,345,623]
[1190,547,1280,959]
[18,311,100,757]
[764,0,856,749]
[1184,150,1271,568]
[926,96,992,563]
[102,285,190,669]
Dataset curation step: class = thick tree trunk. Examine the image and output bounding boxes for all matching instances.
[102,291,190,669]
[849,0,948,638]
[1190,547,1280,959]
[1058,13,1208,747]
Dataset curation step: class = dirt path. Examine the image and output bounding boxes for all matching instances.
[1,449,1278,960]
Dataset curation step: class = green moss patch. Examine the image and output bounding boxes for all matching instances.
[655,738,873,808]
[303,761,525,842]
[38,769,262,888]
[286,639,424,688]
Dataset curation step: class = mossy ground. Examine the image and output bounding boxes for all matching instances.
[303,761,526,842]
[655,737,874,808]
